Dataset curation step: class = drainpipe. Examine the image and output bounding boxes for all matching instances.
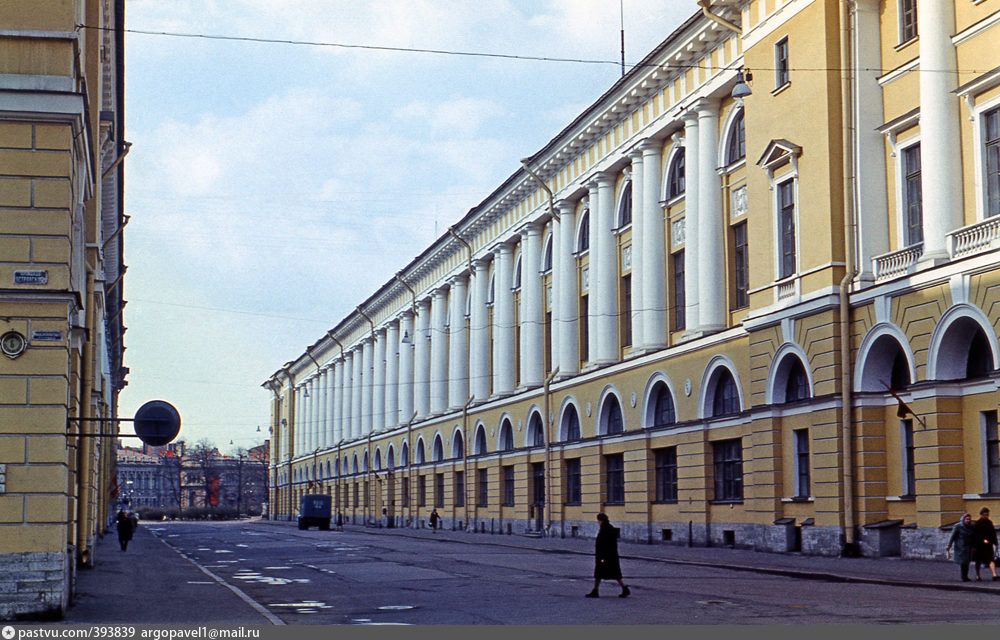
[461,396,474,531]
[394,272,417,316]
[448,226,474,275]
[356,306,376,342]
[326,331,345,360]
[520,160,560,223]
[697,0,742,34]
[543,367,560,536]
[838,0,858,556]
[367,432,372,525]
[404,411,417,527]
[76,269,96,566]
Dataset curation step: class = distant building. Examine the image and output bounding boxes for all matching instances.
[0,0,127,619]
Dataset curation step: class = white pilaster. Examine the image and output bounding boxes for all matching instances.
[682,110,700,331]
[385,321,399,428]
[361,338,374,435]
[493,243,516,396]
[917,0,962,262]
[470,258,491,401]
[342,354,353,441]
[430,286,450,414]
[640,139,667,348]
[555,199,579,376]
[520,222,544,387]
[696,99,725,332]
[332,359,343,443]
[350,348,361,440]
[448,273,470,408]
[414,299,431,419]
[627,150,644,350]
[373,330,386,431]
[593,171,619,363]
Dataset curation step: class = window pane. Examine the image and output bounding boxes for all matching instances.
[779,181,796,278]
[673,251,686,330]
[733,221,749,309]
[655,448,678,502]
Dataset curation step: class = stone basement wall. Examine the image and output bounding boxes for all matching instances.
[0,551,71,621]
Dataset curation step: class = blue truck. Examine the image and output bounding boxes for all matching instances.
[297,494,331,530]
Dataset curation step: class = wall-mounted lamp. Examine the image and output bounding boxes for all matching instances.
[303,387,310,397]
[400,330,412,344]
[731,68,753,102]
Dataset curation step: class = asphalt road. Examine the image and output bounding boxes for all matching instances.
[115,520,1000,625]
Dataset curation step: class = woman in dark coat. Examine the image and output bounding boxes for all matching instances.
[585,513,630,598]
[115,510,134,551]
[946,513,974,581]
[971,506,998,581]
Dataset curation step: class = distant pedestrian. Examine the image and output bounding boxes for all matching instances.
[946,513,974,581]
[972,507,998,581]
[336,512,343,531]
[585,513,630,598]
[115,510,135,551]
[430,508,440,533]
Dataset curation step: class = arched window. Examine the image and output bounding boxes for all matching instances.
[362,452,369,472]
[601,395,624,435]
[726,109,746,164]
[784,358,810,403]
[578,210,590,253]
[415,440,425,464]
[542,236,553,272]
[487,272,495,305]
[401,443,409,467]
[452,431,464,458]
[651,382,676,427]
[618,182,632,228]
[374,450,382,470]
[967,329,994,378]
[335,459,340,477]
[433,435,444,462]
[527,412,544,447]
[890,350,910,390]
[387,447,395,471]
[475,426,488,455]
[351,454,359,474]
[562,404,581,441]
[712,371,740,417]
[513,255,522,290]
[667,148,685,199]
[499,419,514,451]
[931,314,997,381]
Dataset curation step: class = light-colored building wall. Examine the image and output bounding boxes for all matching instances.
[265,0,1000,560]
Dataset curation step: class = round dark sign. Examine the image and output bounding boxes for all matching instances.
[134,400,181,446]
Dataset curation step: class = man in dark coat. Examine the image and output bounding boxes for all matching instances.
[115,510,135,551]
[585,512,630,598]
[971,506,998,581]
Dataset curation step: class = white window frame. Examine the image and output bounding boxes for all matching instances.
[970,93,1000,221]
[897,0,918,45]
[767,166,800,300]
[774,36,790,90]
[892,134,922,248]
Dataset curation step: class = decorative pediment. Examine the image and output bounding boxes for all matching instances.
[756,139,802,174]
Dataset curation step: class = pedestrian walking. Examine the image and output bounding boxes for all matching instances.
[946,512,974,581]
[115,510,135,551]
[971,506,998,581]
[585,513,630,598]
[430,508,440,533]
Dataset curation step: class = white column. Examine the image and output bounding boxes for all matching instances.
[696,99,725,332]
[307,377,316,453]
[347,349,359,440]
[520,222,544,387]
[493,243,515,396]
[470,258,491,401]
[640,139,667,349]
[342,355,353,441]
[682,110,700,331]
[555,199,579,376]
[414,299,431,419]
[584,188,600,364]
[627,151,644,351]
[448,273,470,409]
[385,320,399,428]
[361,338,374,435]
[373,330,386,431]
[399,310,416,422]
[917,0,962,262]
[293,385,301,456]
[593,172,618,363]
[430,286,450,414]
[332,359,343,443]
[320,368,330,449]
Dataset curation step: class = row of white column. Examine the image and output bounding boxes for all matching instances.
[291,99,733,457]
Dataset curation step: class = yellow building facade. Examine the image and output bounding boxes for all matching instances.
[0,0,127,619]
[265,0,1000,559]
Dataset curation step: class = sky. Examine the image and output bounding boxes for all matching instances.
[116,0,697,455]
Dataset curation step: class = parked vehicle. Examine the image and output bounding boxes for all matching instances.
[298,494,331,530]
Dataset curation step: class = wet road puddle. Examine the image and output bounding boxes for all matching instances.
[236,544,250,548]
[233,569,310,586]
[377,606,416,611]
[214,549,234,554]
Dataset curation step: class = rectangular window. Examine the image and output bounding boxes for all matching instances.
[654,447,678,503]
[402,477,410,506]
[565,458,582,505]
[620,273,632,348]
[435,472,445,507]
[454,471,465,508]
[985,411,1000,494]
[502,465,515,506]
[544,309,552,373]
[363,480,369,507]
[579,294,589,363]
[901,420,916,497]
[353,482,359,506]
[477,468,488,507]
[775,37,790,87]
[778,180,796,279]
[903,144,923,246]
[532,463,545,504]
[713,439,743,502]
[417,475,426,507]
[605,454,625,505]
[794,429,810,499]
[732,221,749,309]
[900,0,917,43]
[985,108,1000,218]
[673,250,686,331]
